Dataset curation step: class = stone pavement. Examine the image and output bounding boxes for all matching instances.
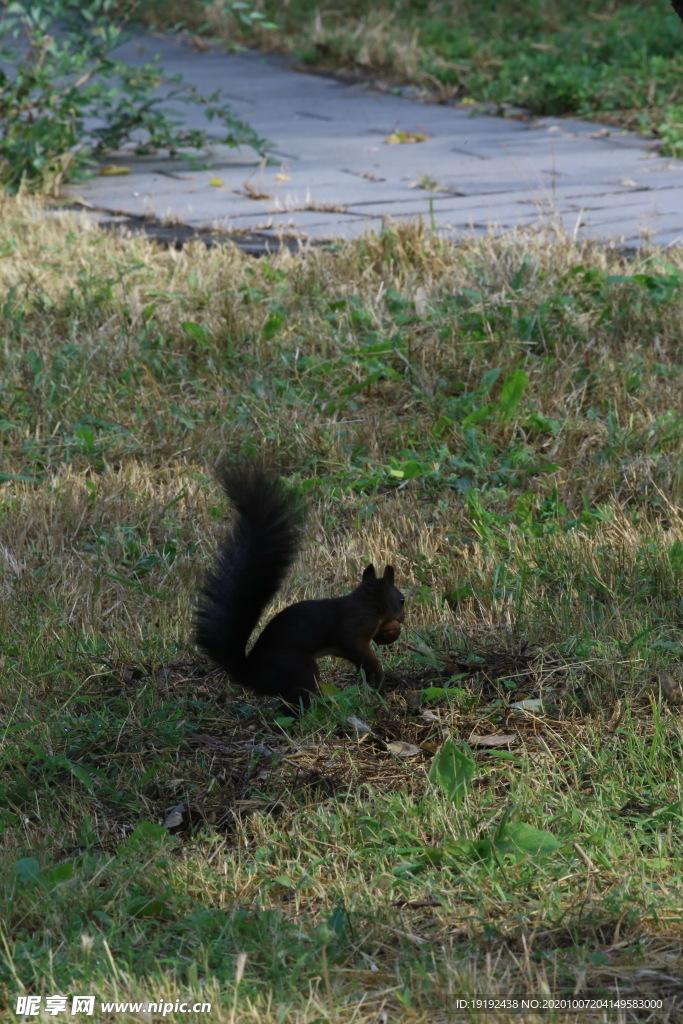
[64,34,683,252]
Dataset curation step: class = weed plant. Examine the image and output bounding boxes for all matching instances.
[0,0,266,193]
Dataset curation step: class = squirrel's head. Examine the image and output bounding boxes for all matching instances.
[362,563,405,624]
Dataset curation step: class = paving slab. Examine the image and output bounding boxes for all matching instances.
[64,34,683,252]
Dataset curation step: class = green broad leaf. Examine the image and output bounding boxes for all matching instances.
[74,426,95,453]
[498,369,528,423]
[650,640,682,653]
[69,764,95,793]
[0,472,41,483]
[262,311,285,339]
[429,738,475,808]
[4,721,40,734]
[432,414,453,437]
[460,402,494,428]
[420,686,455,702]
[642,858,676,870]
[129,897,174,920]
[181,320,209,344]
[14,857,41,884]
[480,367,502,393]
[45,862,75,887]
[420,839,493,867]
[387,459,428,481]
[327,905,347,937]
[494,821,562,861]
[121,821,169,853]
[524,412,560,435]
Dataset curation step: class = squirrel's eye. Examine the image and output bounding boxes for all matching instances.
[400,595,405,603]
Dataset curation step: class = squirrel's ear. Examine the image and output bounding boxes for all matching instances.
[362,564,377,581]
[383,566,395,586]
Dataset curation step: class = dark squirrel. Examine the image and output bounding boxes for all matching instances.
[195,462,405,705]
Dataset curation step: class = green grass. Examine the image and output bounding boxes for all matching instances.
[199,0,683,156]
[1,198,683,1021]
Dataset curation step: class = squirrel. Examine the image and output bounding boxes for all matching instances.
[195,461,405,706]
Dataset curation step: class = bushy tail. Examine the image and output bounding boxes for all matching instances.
[195,461,304,687]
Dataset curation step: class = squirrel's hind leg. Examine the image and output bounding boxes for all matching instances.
[249,650,319,709]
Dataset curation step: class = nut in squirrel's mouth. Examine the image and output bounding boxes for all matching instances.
[373,620,402,646]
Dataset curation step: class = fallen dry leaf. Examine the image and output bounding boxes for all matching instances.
[385,131,429,145]
[405,689,422,711]
[510,698,545,713]
[650,672,683,704]
[121,664,142,684]
[468,732,518,748]
[386,740,422,758]
[420,740,441,754]
[163,803,187,830]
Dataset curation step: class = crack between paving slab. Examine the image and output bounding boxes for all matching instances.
[53,200,659,256]
[335,185,676,212]
[450,147,490,160]
[294,111,334,121]
[59,201,330,255]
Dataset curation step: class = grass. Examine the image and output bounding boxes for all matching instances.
[1,195,683,1021]
[196,0,683,157]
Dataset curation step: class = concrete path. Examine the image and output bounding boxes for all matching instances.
[64,34,683,252]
